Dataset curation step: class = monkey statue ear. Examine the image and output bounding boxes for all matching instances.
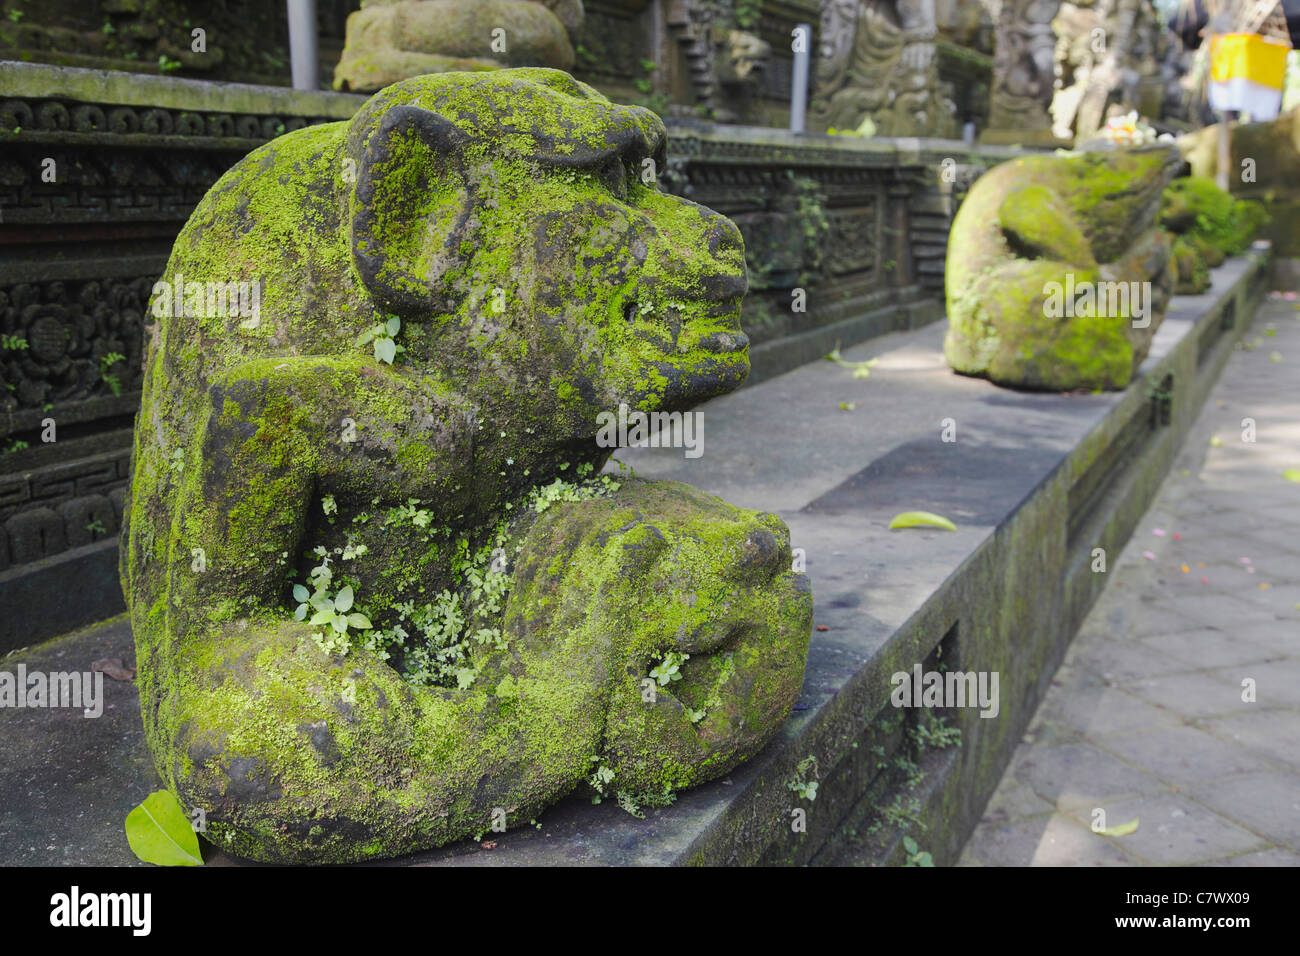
[349,104,471,318]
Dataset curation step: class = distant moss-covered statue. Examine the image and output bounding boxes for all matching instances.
[122,68,813,863]
[1159,177,1268,294]
[334,0,583,92]
[944,147,1181,391]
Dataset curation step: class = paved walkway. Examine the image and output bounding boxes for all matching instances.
[959,295,1300,866]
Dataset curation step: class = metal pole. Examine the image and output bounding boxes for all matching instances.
[287,0,318,91]
[790,23,811,133]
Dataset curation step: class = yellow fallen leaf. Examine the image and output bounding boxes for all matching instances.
[1210,436,1223,447]
[1283,469,1300,482]
[888,511,957,531]
[1099,817,1139,837]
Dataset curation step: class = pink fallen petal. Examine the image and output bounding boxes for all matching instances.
[1143,551,1156,560]
[1153,529,1166,536]
[1240,557,1252,564]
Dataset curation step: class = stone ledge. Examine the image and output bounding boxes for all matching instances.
[0,60,366,118]
[0,254,1270,865]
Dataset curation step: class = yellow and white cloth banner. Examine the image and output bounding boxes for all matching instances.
[1208,32,1290,120]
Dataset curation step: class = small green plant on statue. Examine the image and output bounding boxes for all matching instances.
[649,650,689,686]
[357,315,404,365]
[293,550,373,655]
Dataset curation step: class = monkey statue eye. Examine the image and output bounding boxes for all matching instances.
[598,157,629,201]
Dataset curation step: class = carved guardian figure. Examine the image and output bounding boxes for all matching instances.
[122,69,813,863]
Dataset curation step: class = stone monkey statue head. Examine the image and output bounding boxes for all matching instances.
[136,68,753,547]
[344,69,751,422]
[336,69,752,530]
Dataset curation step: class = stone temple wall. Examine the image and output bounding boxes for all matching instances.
[0,61,1016,648]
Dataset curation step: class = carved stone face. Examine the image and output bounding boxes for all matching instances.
[345,69,750,420]
[716,29,772,87]
[817,0,860,83]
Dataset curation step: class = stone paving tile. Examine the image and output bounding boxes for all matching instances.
[1096,724,1277,787]
[1075,599,1199,641]
[1033,683,1183,739]
[959,813,1141,866]
[1060,792,1269,865]
[1233,524,1300,561]
[1138,628,1280,669]
[1148,591,1289,631]
[979,774,1056,822]
[1199,848,1300,866]
[1011,741,1169,811]
[1208,657,1300,709]
[1121,671,1256,720]
[1066,636,1201,682]
[1186,772,1300,852]
[961,299,1300,868]
[1196,710,1300,767]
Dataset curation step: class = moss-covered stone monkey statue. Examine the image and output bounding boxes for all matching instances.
[121,68,813,863]
[944,146,1182,391]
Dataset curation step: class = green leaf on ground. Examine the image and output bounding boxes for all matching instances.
[888,511,957,531]
[1098,817,1139,837]
[1283,469,1300,483]
[125,790,203,866]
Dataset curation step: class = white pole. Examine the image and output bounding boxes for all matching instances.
[791,23,811,133]
[287,0,319,91]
